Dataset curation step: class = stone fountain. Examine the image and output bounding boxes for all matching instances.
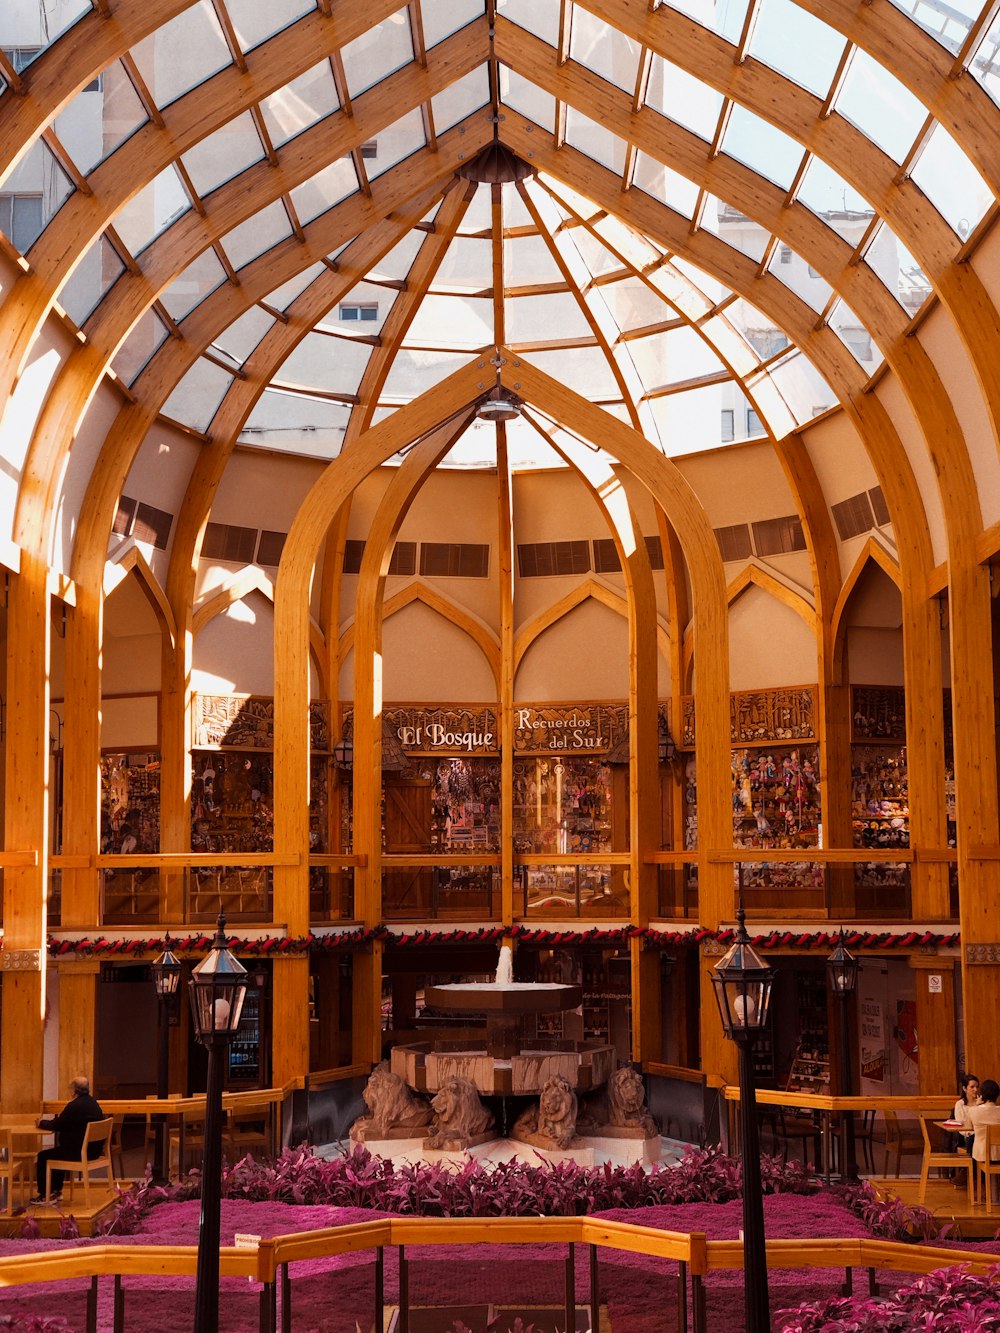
[390,945,615,1098]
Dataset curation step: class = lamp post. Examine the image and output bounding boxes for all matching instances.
[710,904,775,1333]
[149,936,181,1184]
[827,929,860,1183]
[189,913,248,1333]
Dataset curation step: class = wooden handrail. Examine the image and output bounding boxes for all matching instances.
[720,1087,952,1114]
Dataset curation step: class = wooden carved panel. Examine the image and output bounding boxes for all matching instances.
[193,693,330,751]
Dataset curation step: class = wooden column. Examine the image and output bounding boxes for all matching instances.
[57,960,100,1091]
[498,441,515,926]
[61,581,102,927]
[158,622,189,922]
[901,592,950,921]
[270,955,310,1088]
[2,553,50,1111]
[910,956,957,1096]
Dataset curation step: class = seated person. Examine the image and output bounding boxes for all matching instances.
[31,1076,104,1204]
[968,1078,1000,1199]
[953,1072,981,1153]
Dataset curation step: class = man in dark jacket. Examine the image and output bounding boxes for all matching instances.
[31,1076,104,1202]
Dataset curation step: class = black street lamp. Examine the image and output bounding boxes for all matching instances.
[150,936,181,1184]
[710,904,775,1333]
[189,914,248,1333]
[827,929,860,1183]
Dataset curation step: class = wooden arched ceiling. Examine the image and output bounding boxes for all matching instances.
[0,0,998,583]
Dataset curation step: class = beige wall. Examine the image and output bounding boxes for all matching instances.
[728,586,817,690]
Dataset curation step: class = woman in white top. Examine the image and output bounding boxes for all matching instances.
[954,1073,981,1154]
[967,1079,1000,1203]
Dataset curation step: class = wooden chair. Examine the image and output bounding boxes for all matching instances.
[918,1112,974,1205]
[882,1109,923,1177]
[224,1105,269,1160]
[45,1117,116,1205]
[980,1123,1000,1212]
[856,1108,877,1172]
[0,1129,30,1215]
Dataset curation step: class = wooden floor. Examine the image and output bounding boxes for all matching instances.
[0,1189,120,1237]
[873,1171,1000,1239]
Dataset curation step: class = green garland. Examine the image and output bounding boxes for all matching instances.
[43,924,959,959]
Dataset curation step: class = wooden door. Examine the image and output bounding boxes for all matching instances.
[383,778,433,916]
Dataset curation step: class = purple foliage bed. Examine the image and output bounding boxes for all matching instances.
[0,1148,997,1332]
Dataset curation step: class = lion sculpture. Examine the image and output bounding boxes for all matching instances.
[606,1065,658,1138]
[423,1075,495,1150]
[349,1061,433,1142]
[512,1073,578,1151]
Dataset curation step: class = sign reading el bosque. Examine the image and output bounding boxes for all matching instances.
[383,703,630,755]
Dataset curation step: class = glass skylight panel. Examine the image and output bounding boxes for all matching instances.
[971,14,1000,106]
[796,157,875,240]
[0,139,73,249]
[291,158,358,225]
[765,243,832,312]
[701,196,769,262]
[242,388,349,456]
[162,358,234,432]
[761,348,836,422]
[499,69,556,132]
[590,278,668,331]
[113,164,190,256]
[863,220,913,308]
[565,224,625,279]
[699,312,759,376]
[886,0,976,55]
[340,11,413,99]
[648,384,731,456]
[319,279,393,332]
[564,109,627,176]
[495,0,560,46]
[632,154,700,218]
[502,187,535,230]
[405,294,493,347]
[910,123,993,235]
[748,0,847,97]
[16,0,93,64]
[569,9,641,94]
[111,308,169,386]
[721,106,803,190]
[662,0,750,43]
[59,235,125,327]
[432,234,490,289]
[54,61,147,176]
[277,334,372,396]
[130,1,233,110]
[363,109,426,182]
[212,306,275,365]
[828,299,883,371]
[260,61,340,147]
[220,200,294,269]
[668,256,725,309]
[380,348,473,401]
[367,233,425,284]
[506,292,594,343]
[422,0,485,47]
[522,346,622,401]
[627,328,724,387]
[182,114,266,197]
[224,0,316,54]
[160,250,229,322]
[834,49,927,164]
[645,56,723,142]
[265,263,326,310]
[891,236,932,317]
[431,68,491,135]
[505,234,563,287]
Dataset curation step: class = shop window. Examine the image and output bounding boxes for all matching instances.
[517,540,590,577]
[132,502,173,550]
[593,536,665,573]
[831,492,875,541]
[255,529,287,566]
[746,407,765,436]
[203,521,257,563]
[419,542,489,577]
[715,523,752,562]
[112,495,137,536]
[343,539,416,574]
[361,140,378,159]
[752,514,806,556]
[868,485,890,526]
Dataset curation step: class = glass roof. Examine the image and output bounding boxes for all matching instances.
[2,0,991,469]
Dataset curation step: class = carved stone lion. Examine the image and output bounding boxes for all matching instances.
[423,1076,495,1150]
[512,1073,578,1150]
[349,1061,433,1142]
[606,1066,658,1138]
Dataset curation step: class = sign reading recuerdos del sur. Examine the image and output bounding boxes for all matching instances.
[379,703,630,755]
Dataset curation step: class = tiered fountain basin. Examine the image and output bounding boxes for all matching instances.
[390,980,615,1096]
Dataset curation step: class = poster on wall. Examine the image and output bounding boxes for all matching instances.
[892,996,920,1092]
[859,982,888,1092]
